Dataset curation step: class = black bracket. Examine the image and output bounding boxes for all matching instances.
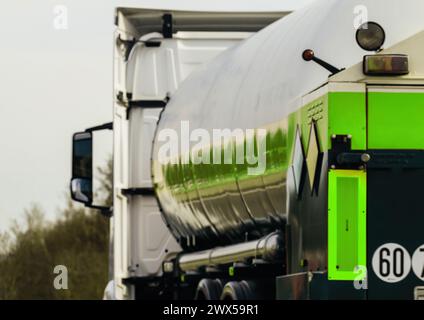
[162,14,173,38]
[121,188,155,196]
[331,134,352,154]
[365,150,424,169]
[126,98,169,119]
[145,40,162,48]
[329,135,370,170]
[116,34,137,61]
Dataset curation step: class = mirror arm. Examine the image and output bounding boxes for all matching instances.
[85,122,113,133]
[85,204,113,218]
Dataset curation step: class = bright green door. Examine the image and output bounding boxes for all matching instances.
[368,87,424,149]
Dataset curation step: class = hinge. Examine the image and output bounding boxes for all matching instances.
[116,91,132,107]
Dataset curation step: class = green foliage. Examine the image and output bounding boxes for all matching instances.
[0,162,112,300]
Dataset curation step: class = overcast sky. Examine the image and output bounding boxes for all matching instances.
[0,0,314,231]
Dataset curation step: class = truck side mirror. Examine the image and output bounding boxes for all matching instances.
[71,132,93,204]
[70,122,113,217]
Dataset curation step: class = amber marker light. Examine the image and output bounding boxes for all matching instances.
[363,54,409,76]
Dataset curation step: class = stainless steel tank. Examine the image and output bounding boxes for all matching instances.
[151,0,424,249]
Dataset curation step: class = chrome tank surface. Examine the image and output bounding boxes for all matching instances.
[152,0,424,249]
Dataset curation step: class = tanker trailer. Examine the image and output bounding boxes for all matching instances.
[71,0,424,300]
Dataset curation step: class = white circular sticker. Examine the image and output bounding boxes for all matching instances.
[412,245,424,281]
[372,243,411,283]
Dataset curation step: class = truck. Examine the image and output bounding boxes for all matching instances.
[70,0,424,300]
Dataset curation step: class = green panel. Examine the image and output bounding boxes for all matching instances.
[328,170,366,281]
[368,91,424,149]
[328,92,366,150]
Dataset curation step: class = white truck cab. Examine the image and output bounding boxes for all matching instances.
[111,8,289,299]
